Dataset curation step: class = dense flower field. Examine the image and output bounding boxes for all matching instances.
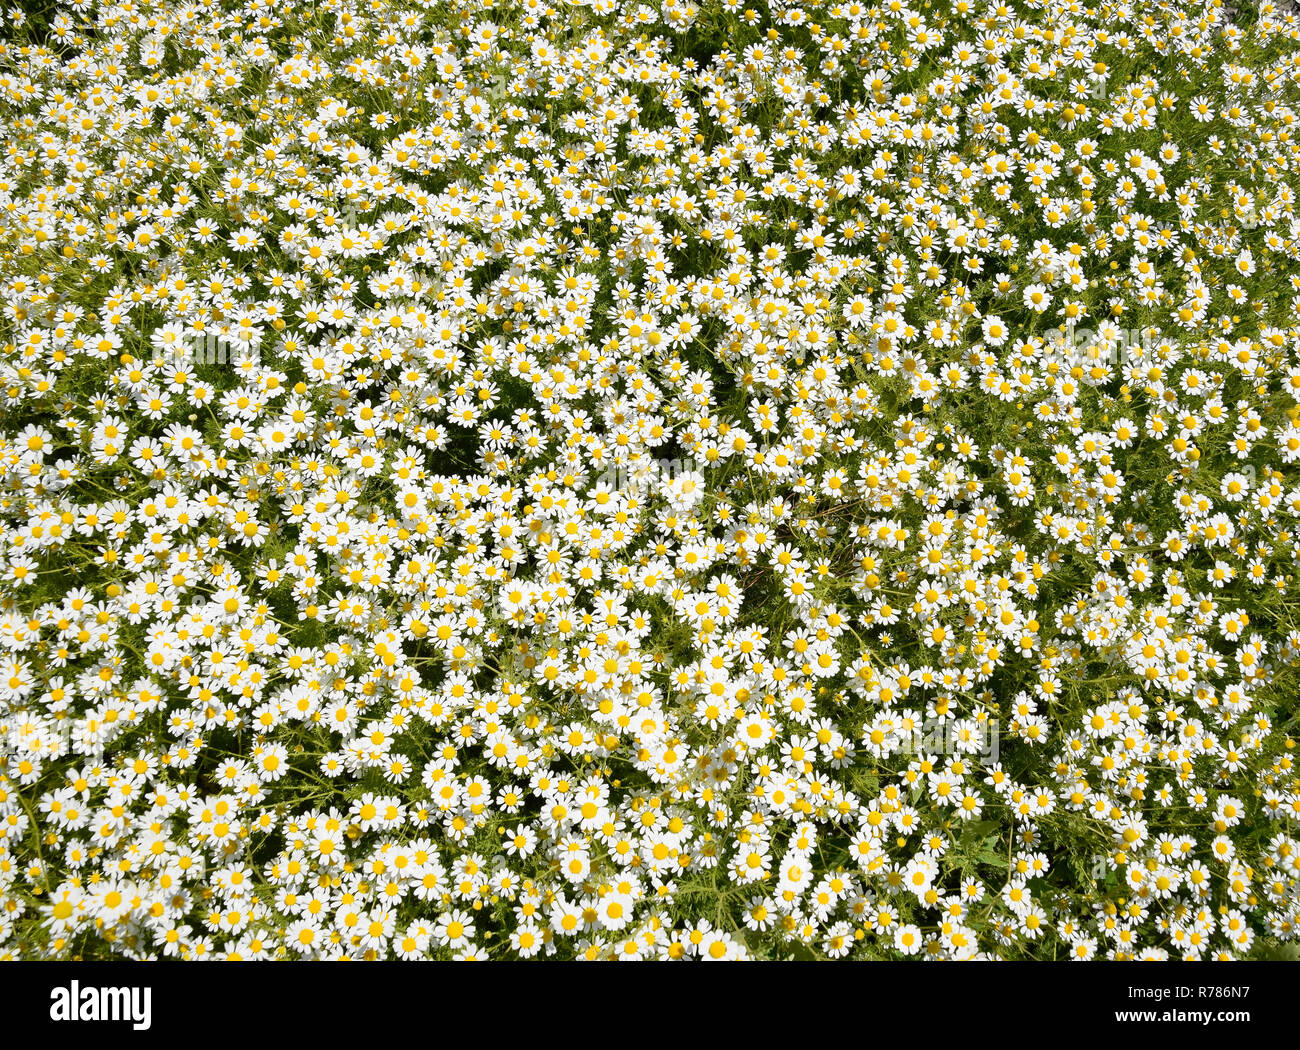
[1,0,1299,961]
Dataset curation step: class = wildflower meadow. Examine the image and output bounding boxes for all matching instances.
[1,0,1300,962]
